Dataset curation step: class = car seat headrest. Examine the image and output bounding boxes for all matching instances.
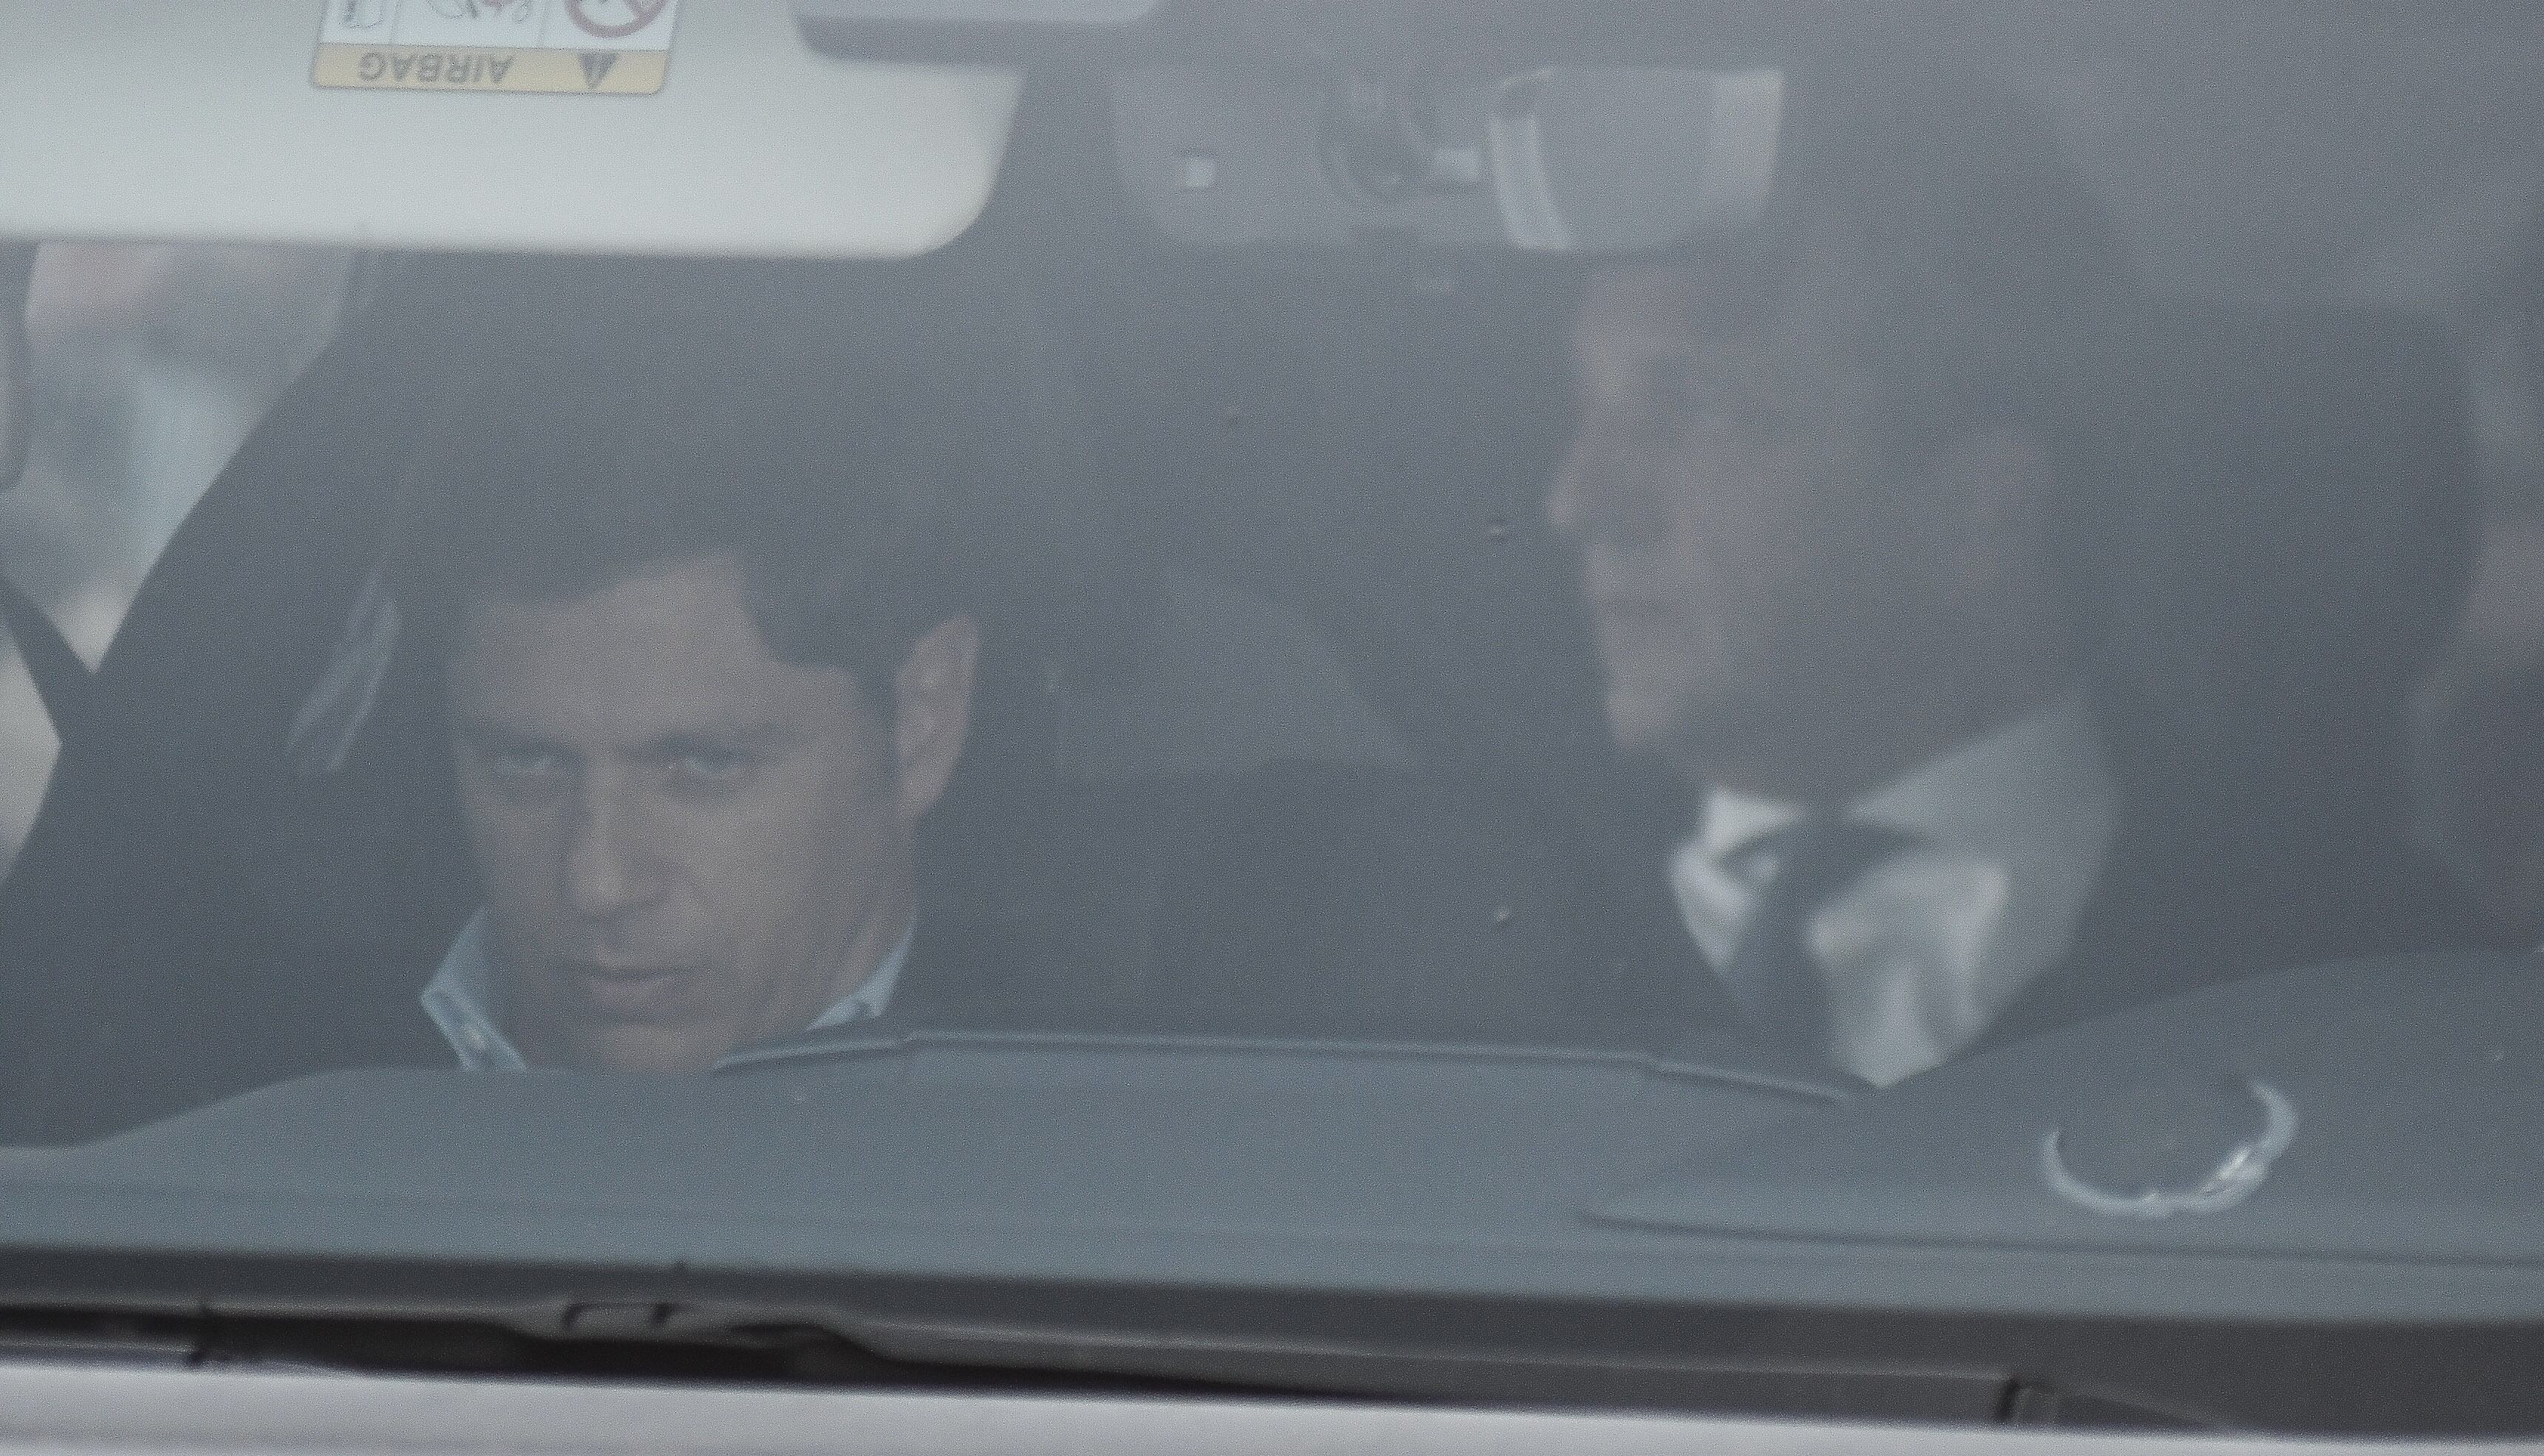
[2060,302,2476,755]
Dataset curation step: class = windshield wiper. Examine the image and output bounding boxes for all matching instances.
[0,1297,1293,1398]
[0,1295,2213,1429]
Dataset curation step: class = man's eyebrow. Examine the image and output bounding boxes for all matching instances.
[642,724,799,756]
[452,716,556,748]
[450,720,800,755]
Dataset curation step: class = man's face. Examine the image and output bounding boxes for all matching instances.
[1548,254,1943,775]
[447,552,965,1074]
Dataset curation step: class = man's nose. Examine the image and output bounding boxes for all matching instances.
[560,778,662,922]
[1547,427,1664,547]
[1546,439,1592,542]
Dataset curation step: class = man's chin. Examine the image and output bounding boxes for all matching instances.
[1601,676,1701,758]
[1603,676,1785,790]
[552,1020,739,1076]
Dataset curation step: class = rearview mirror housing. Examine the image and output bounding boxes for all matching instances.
[1113,64,1783,255]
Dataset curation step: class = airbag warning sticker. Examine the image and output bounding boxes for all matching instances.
[314,1,680,95]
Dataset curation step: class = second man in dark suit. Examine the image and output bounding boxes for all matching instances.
[1546,75,2480,1082]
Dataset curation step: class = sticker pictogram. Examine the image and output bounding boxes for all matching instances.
[564,0,671,39]
[313,0,682,95]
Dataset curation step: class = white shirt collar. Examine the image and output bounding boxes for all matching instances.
[421,911,918,1072]
[1669,689,2118,1085]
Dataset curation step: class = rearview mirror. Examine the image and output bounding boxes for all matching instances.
[1113,64,1783,254]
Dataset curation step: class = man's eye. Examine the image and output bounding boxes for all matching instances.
[483,746,567,784]
[668,748,753,789]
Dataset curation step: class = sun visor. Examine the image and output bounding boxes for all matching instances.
[1114,64,1783,254]
[0,1,1020,257]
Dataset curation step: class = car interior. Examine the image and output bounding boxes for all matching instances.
[0,6,2537,1144]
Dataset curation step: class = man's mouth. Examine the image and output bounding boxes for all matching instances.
[563,962,696,1019]
[1586,589,1683,642]
[1578,557,1680,618]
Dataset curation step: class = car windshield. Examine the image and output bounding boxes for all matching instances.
[4,0,2544,1435]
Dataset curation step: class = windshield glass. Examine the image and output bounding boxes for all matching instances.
[5,0,2544,1434]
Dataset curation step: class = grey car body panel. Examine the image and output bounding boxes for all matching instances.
[0,953,2540,1323]
[0,1362,2517,1456]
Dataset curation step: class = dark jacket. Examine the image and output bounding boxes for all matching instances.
[1128,751,2501,1071]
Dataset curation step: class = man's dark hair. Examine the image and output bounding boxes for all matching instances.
[385,332,969,704]
[1669,65,2135,464]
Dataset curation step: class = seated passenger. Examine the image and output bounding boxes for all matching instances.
[1548,78,2483,1084]
[385,348,980,1073]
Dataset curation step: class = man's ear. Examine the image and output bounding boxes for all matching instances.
[891,614,980,826]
